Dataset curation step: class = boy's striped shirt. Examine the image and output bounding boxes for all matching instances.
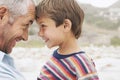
[38,49,99,80]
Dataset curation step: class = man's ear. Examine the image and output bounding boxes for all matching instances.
[0,6,9,25]
[63,19,72,32]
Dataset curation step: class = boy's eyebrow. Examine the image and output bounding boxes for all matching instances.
[38,21,44,24]
[36,15,39,20]
[29,20,33,24]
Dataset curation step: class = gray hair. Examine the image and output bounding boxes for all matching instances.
[0,0,34,23]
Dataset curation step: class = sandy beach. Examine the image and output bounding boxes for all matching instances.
[11,45,120,80]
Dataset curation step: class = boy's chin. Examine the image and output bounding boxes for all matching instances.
[47,45,59,50]
[47,44,55,49]
[47,45,53,49]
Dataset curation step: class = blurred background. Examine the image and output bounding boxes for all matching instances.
[16,0,120,47]
[11,0,120,80]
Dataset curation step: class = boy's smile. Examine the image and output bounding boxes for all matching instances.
[37,17,66,48]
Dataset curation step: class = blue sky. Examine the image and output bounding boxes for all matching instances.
[77,0,118,8]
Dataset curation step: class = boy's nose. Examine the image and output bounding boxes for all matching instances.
[38,29,44,37]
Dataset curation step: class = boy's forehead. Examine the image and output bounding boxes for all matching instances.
[37,16,44,22]
[37,17,56,26]
[36,17,49,24]
[37,16,49,22]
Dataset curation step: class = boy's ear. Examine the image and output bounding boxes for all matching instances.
[0,6,9,26]
[63,19,72,32]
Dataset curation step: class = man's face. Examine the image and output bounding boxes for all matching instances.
[1,5,35,53]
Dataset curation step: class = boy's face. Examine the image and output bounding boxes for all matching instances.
[36,17,65,48]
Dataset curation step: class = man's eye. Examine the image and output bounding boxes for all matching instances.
[22,24,29,27]
[26,24,29,26]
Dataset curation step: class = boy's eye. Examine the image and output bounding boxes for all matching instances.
[40,23,47,28]
[41,24,46,27]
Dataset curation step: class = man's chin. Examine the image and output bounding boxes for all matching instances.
[6,48,12,54]
[7,43,16,54]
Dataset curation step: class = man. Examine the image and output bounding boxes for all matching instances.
[0,0,35,80]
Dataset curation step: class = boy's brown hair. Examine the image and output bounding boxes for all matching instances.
[36,0,84,39]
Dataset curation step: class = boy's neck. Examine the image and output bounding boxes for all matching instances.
[58,38,80,55]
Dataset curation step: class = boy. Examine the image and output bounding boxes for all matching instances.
[36,0,99,80]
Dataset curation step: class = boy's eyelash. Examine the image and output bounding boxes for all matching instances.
[40,24,47,27]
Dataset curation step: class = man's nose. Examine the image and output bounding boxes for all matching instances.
[22,31,28,41]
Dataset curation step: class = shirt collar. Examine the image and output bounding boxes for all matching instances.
[0,51,14,67]
[53,49,85,59]
[0,51,5,61]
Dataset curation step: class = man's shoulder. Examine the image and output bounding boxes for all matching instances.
[0,62,15,79]
[0,62,14,76]
[0,62,25,80]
